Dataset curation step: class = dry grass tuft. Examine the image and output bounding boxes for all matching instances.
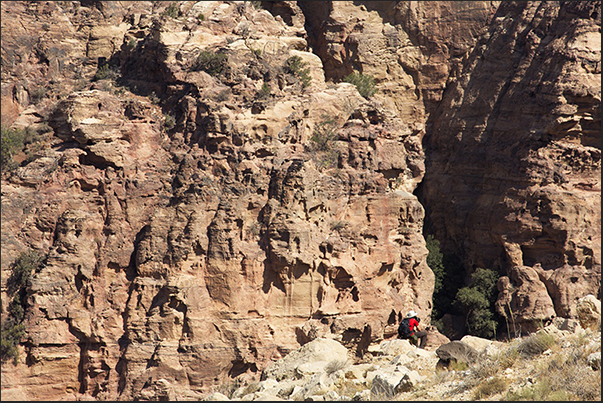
[325,359,348,375]
[472,375,508,400]
[516,332,556,358]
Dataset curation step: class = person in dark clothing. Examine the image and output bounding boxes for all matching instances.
[402,310,428,349]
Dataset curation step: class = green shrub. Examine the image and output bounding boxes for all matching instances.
[6,249,43,294]
[163,114,176,130]
[454,267,499,338]
[343,72,377,98]
[250,1,263,10]
[1,319,25,365]
[307,117,339,169]
[1,249,45,365]
[285,55,311,88]
[197,13,205,21]
[93,63,120,81]
[427,236,465,325]
[258,82,271,99]
[162,2,179,18]
[195,50,228,76]
[426,235,445,295]
[1,126,24,171]
[310,116,337,152]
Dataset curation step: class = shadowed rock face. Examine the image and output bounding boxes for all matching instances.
[0,1,599,401]
[418,1,601,333]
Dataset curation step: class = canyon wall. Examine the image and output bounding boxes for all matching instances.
[1,1,599,401]
[418,0,601,333]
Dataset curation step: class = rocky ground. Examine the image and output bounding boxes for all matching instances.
[199,303,601,401]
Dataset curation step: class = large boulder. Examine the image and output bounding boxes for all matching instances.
[460,335,501,357]
[575,294,601,330]
[261,338,349,382]
[435,341,479,369]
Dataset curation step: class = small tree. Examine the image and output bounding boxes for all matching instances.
[163,114,176,131]
[454,267,499,338]
[258,82,271,99]
[285,56,311,88]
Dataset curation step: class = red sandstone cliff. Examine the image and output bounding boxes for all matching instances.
[1,1,599,400]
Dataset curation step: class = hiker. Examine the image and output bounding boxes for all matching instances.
[397,310,428,349]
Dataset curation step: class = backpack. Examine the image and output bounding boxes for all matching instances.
[398,317,413,339]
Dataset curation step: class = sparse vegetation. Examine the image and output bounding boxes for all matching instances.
[285,55,311,88]
[516,332,556,358]
[310,116,337,152]
[325,359,348,375]
[29,86,47,104]
[307,116,339,169]
[1,249,45,365]
[215,88,231,102]
[472,376,508,399]
[93,63,120,81]
[149,91,160,104]
[194,50,228,76]
[258,82,271,99]
[343,72,377,98]
[163,114,176,130]
[162,2,179,18]
[440,329,600,402]
[1,126,24,172]
[197,13,205,22]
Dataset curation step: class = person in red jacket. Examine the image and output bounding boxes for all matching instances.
[404,310,428,349]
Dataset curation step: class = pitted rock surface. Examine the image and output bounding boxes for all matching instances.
[1,1,599,401]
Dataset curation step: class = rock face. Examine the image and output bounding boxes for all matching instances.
[418,1,601,333]
[0,1,600,401]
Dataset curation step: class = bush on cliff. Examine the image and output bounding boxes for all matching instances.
[195,50,228,76]
[343,72,377,98]
[1,125,24,172]
[307,115,339,168]
[285,56,312,88]
[1,249,45,365]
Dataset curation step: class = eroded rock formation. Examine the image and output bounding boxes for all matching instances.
[419,1,601,333]
[1,1,599,401]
